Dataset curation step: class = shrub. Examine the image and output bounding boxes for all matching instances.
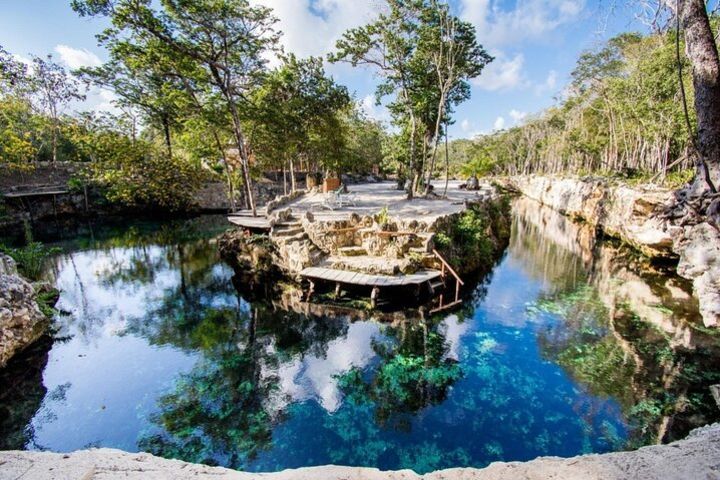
[1,223,60,280]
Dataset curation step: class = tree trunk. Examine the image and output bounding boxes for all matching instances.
[290,158,297,192]
[679,0,720,191]
[212,129,235,212]
[283,163,288,195]
[162,115,172,159]
[228,105,256,216]
[51,119,58,163]
[408,113,418,200]
[443,124,450,197]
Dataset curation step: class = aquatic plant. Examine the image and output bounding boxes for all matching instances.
[0,223,60,280]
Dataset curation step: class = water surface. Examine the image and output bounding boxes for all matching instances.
[1,205,718,474]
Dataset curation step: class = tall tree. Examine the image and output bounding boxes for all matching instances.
[73,0,281,216]
[331,0,489,198]
[415,1,491,194]
[331,0,423,199]
[674,0,720,192]
[29,55,85,162]
[250,55,350,191]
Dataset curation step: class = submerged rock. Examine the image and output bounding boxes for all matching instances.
[0,254,49,368]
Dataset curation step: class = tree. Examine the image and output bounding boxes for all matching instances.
[78,55,184,159]
[331,0,423,199]
[250,55,350,192]
[29,55,86,162]
[73,0,281,216]
[673,0,720,192]
[414,1,491,194]
[331,1,489,198]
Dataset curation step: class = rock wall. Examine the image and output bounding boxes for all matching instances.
[0,422,718,479]
[504,176,719,327]
[0,254,48,368]
[504,176,675,258]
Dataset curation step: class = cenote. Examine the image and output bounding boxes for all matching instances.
[1,200,719,474]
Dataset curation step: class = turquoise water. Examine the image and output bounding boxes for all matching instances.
[1,204,718,473]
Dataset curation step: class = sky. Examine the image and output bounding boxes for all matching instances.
[0,0,643,140]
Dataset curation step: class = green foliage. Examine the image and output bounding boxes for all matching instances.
[435,205,494,271]
[70,114,206,211]
[330,0,491,191]
[1,224,60,281]
[35,288,60,318]
[444,28,704,183]
[249,55,352,175]
[375,206,390,226]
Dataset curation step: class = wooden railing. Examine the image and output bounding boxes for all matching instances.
[431,249,464,311]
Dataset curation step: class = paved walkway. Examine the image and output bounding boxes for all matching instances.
[288,181,493,223]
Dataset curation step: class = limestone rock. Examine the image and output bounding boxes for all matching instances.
[507,176,675,258]
[0,254,49,368]
[0,423,718,479]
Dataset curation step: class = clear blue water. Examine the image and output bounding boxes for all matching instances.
[1,204,718,474]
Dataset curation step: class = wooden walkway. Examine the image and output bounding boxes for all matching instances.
[227,211,271,230]
[300,267,441,287]
[3,188,69,199]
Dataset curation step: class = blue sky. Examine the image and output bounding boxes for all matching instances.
[0,0,642,139]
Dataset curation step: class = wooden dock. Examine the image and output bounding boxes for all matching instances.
[227,211,271,230]
[300,267,441,287]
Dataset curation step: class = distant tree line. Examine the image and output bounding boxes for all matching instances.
[446,13,720,190]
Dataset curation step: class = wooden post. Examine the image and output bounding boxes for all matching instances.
[335,282,342,298]
[307,280,315,301]
[370,286,380,309]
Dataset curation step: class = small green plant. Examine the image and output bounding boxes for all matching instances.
[35,288,60,317]
[66,176,86,193]
[1,222,61,280]
[375,206,390,226]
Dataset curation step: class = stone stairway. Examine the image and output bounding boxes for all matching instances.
[270,216,326,270]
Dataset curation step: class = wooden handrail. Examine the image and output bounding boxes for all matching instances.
[432,248,464,305]
[431,249,464,285]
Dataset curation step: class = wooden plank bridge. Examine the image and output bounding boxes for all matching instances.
[300,267,441,287]
[227,211,271,230]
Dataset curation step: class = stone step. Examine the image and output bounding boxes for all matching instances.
[337,246,368,257]
[276,232,308,244]
[322,255,410,276]
[408,246,429,254]
[275,221,302,228]
[272,226,304,237]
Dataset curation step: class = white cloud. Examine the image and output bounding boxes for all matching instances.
[535,69,558,95]
[54,45,102,70]
[12,53,33,67]
[251,0,376,59]
[461,118,471,132]
[460,0,585,49]
[509,109,527,124]
[493,116,505,130]
[89,87,120,114]
[473,53,526,91]
[360,94,391,124]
